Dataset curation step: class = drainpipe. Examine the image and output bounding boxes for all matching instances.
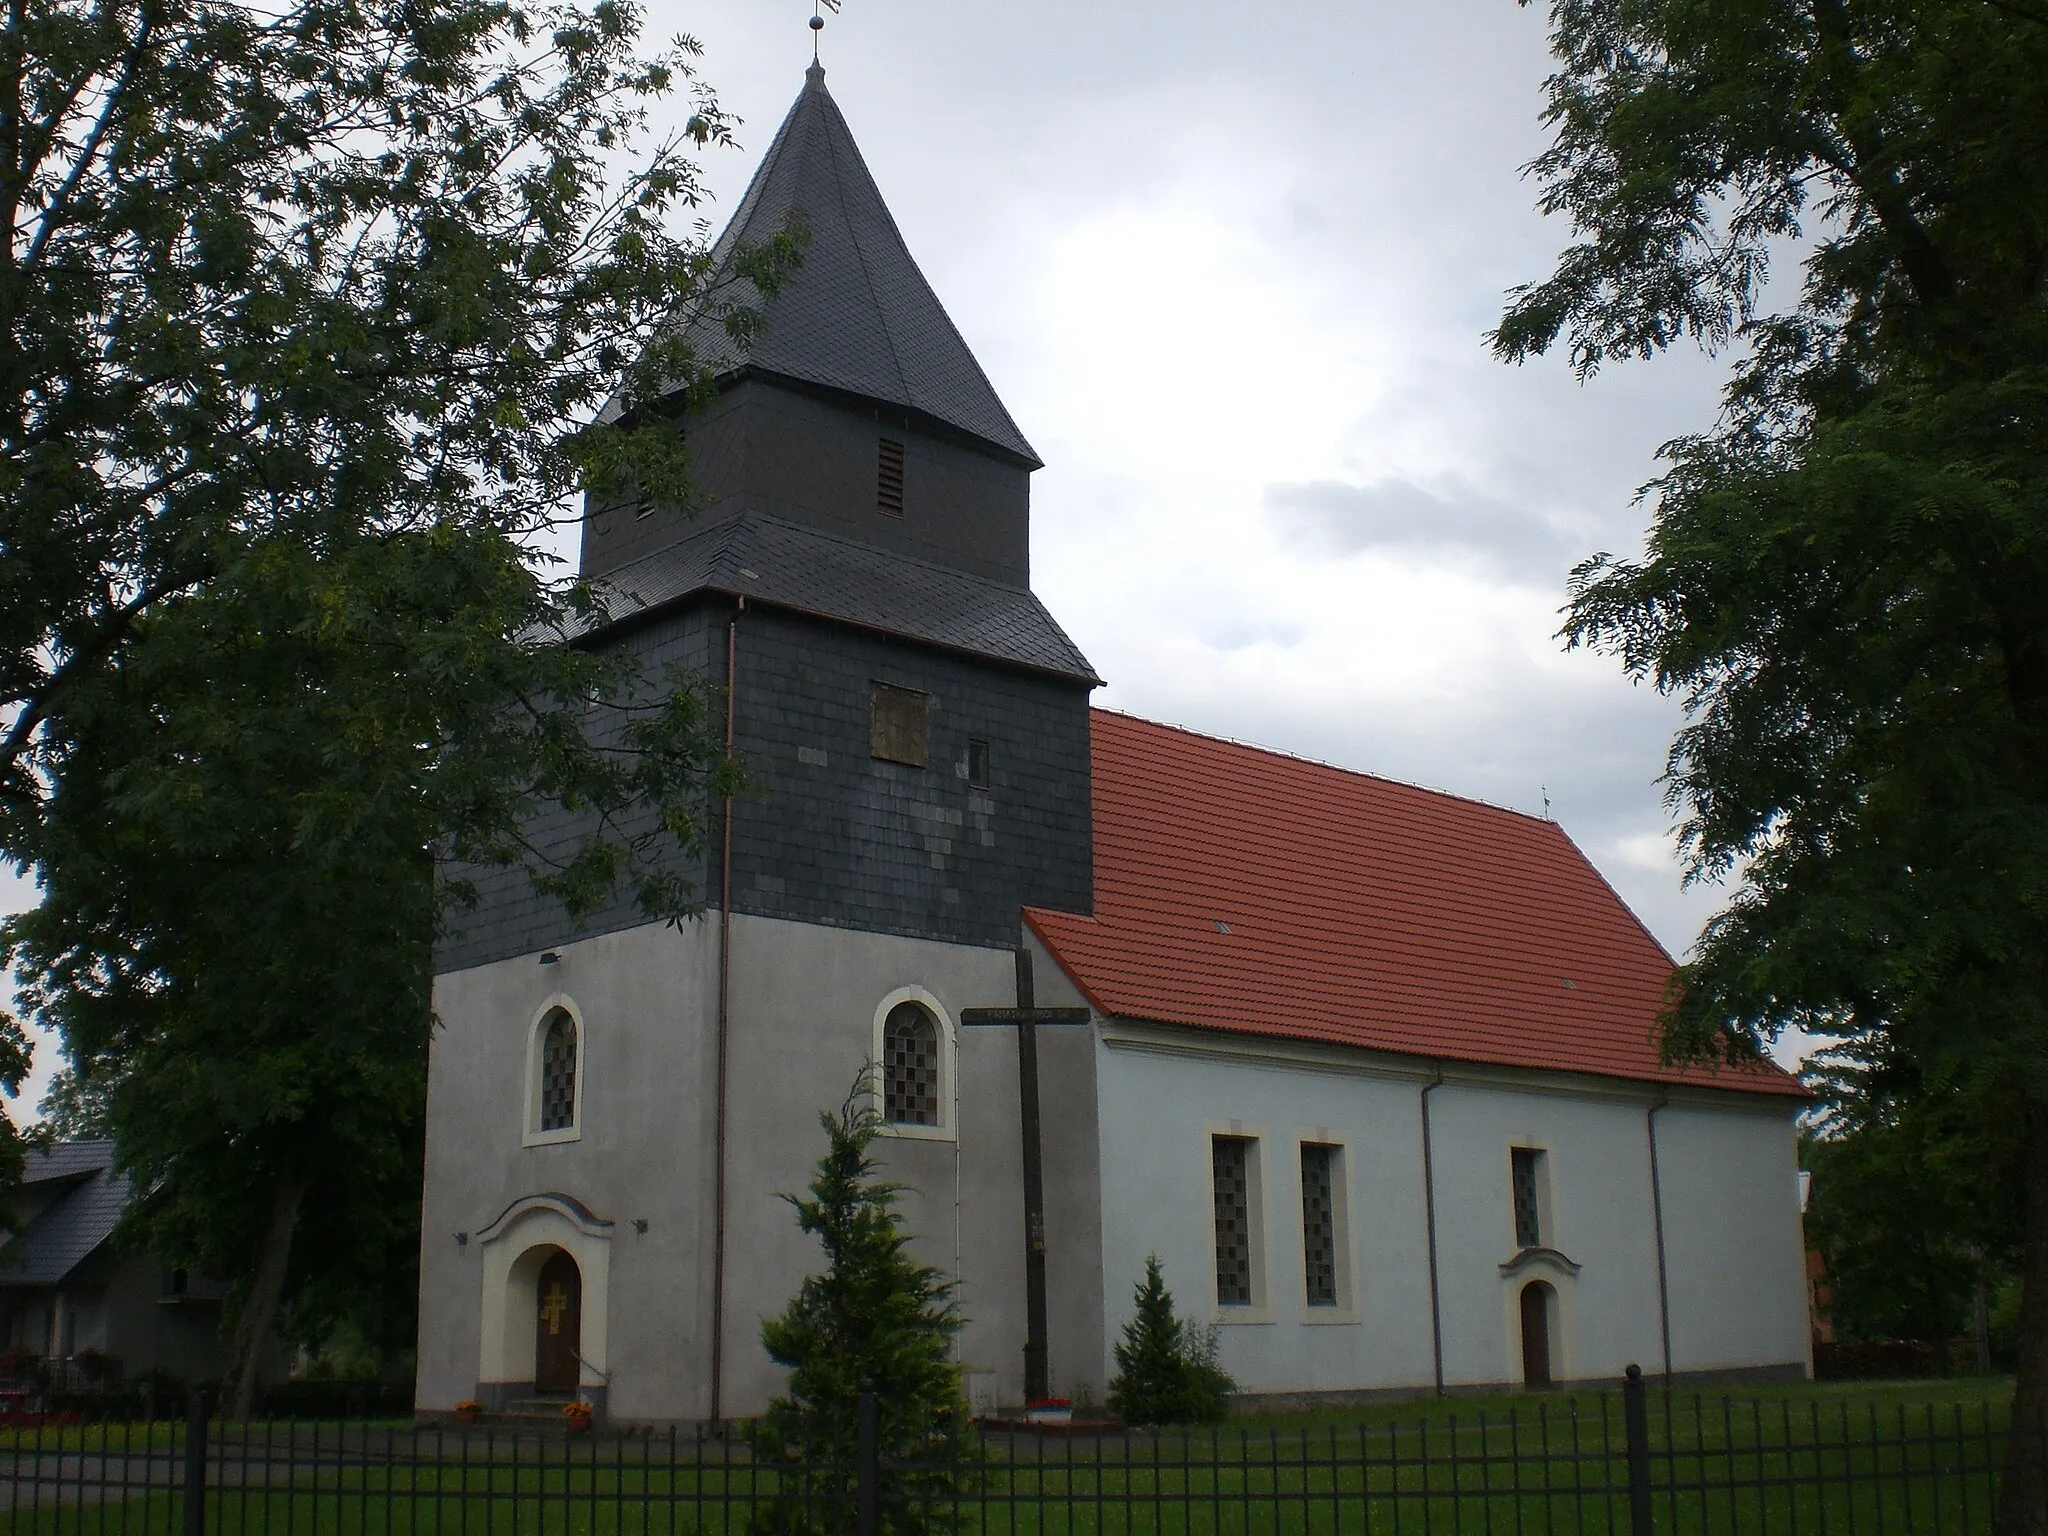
[1420,1064,1447,1396]
[710,596,743,1421]
[1647,1091,1673,1385]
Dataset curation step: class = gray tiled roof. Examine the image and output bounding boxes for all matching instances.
[666,66,1039,466]
[0,1145,128,1286]
[584,512,1099,683]
[18,1141,114,1187]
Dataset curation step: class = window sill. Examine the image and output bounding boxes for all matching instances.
[877,1121,955,1144]
[1211,1305,1273,1326]
[523,1127,582,1148]
[1299,1306,1359,1326]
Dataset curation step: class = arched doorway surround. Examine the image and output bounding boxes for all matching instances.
[476,1194,613,1414]
[1498,1245,1580,1389]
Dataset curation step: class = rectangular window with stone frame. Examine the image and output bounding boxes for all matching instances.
[1300,1142,1340,1306]
[1511,1146,1546,1249]
[1212,1135,1257,1307]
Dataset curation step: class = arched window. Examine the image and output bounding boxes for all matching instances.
[539,1010,578,1132]
[882,1003,940,1126]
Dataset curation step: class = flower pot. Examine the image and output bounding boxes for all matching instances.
[455,1405,481,1426]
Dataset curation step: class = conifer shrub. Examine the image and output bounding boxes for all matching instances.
[753,1077,968,1536]
[1106,1254,1234,1425]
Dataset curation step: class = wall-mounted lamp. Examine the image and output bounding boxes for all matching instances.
[455,1232,469,1247]
[538,951,561,966]
[632,1219,649,1235]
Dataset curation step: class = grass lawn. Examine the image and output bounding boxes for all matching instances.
[0,1377,2016,1536]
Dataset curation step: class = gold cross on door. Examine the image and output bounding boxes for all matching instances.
[541,1283,570,1336]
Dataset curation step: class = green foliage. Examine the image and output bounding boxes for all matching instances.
[1107,1255,1233,1426]
[1803,1043,2021,1349]
[0,0,795,1409]
[7,527,732,1406]
[1498,0,2048,1521]
[754,1079,966,1536]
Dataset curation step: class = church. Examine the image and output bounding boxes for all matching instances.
[414,62,1812,1423]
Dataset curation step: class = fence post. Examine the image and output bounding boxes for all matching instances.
[1623,1364,1652,1536]
[183,1385,211,1536]
[855,1385,879,1536]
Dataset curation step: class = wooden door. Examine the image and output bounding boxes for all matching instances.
[534,1250,582,1394]
[1520,1281,1553,1390]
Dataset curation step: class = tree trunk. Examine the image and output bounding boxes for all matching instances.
[1998,1105,2048,1536]
[216,1164,313,1421]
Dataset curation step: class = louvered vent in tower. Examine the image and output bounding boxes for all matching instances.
[876,437,905,516]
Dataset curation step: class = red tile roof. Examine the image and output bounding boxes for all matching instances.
[1026,711,1805,1099]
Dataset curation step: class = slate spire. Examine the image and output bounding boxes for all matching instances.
[678,66,1040,466]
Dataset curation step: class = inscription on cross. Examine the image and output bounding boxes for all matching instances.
[961,948,1090,1404]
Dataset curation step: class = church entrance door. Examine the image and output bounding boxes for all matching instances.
[1519,1281,1554,1390]
[534,1249,582,1394]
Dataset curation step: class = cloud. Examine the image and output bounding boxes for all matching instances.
[1265,477,1578,569]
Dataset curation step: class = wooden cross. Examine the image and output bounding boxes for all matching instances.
[961,947,1090,1404]
[541,1283,570,1336]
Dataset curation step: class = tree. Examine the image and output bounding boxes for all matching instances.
[1106,1255,1233,1426]
[7,526,735,1414]
[1803,1043,2022,1356]
[1494,3,2048,1527]
[755,1079,966,1536]
[1,0,794,1412]
[0,0,790,812]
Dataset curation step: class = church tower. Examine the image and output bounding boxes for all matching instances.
[420,64,1104,1425]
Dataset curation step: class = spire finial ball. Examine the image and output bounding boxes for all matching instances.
[809,12,823,26]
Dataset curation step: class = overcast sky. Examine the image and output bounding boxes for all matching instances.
[1,1,1803,1112]
[659,7,1754,959]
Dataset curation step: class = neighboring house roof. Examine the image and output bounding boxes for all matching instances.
[1028,711,1806,1098]
[657,65,1039,466]
[17,1140,115,1187]
[0,1143,130,1286]
[584,510,1099,683]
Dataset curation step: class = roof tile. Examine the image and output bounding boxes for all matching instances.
[1029,712,1804,1097]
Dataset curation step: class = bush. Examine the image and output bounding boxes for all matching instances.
[1813,1340,1938,1380]
[1107,1255,1233,1425]
[752,1077,967,1536]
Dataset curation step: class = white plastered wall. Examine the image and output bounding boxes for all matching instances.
[420,911,1101,1421]
[1092,1021,1809,1397]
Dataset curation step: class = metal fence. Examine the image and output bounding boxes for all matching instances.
[0,1367,2028,1536]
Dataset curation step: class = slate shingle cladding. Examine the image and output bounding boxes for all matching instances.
[725,605,1090,947]
[435,598,1093,973]
[435,607,719,973]
[587,511,1096,682]
[659,64,1039,467]
[433,63,1097,976]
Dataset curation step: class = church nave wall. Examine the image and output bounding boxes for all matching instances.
[1090,1031,1810,1403]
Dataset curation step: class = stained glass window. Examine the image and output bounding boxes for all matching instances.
[1512,1147,1544,1249]
[1300,1143,1338,1306]
[540,1011,577,1131]
[1212,1136,1254,1305]
[883,1003,940,1125]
